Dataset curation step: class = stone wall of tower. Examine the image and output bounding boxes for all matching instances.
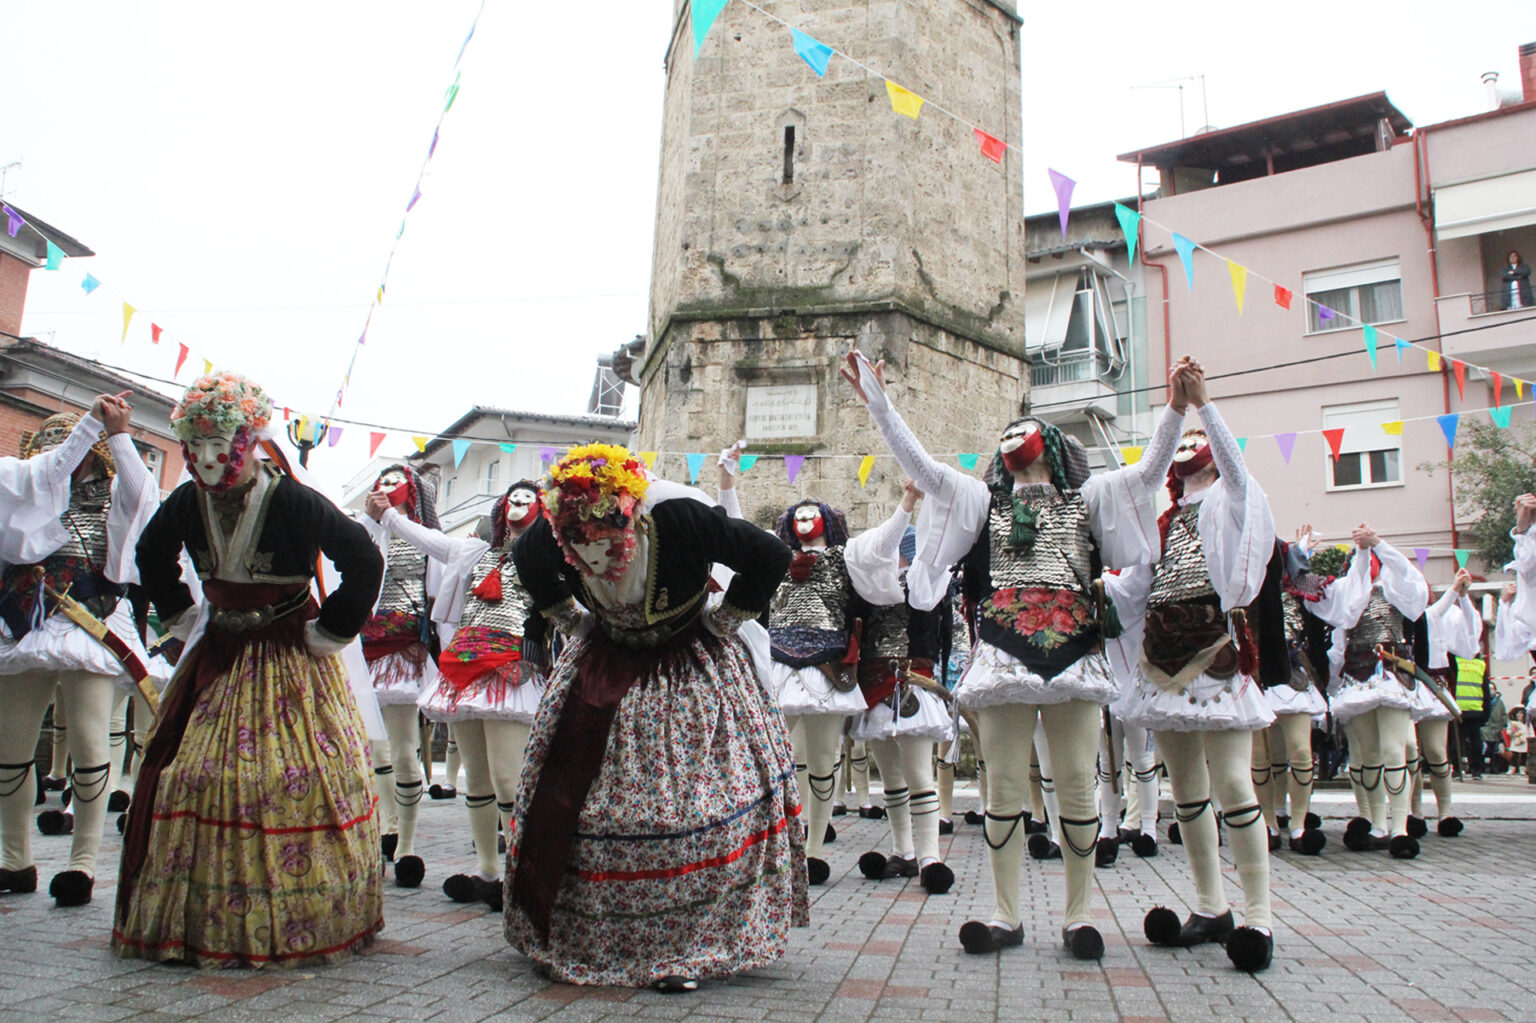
[640,0,1027,530]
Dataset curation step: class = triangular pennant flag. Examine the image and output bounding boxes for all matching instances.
[407,186,422,212]
[737,454,758,474]
[150,323,163,344]
[1274,284,1293,309]
[885,80,924,119]
[1381,420,1404,435]
[1275,432,1297,464]
[1236,437,1247,452]
[1113,203,1140,263]
[1518,378,1526,400]
[1437,413,1459,449]
[1322,428,1345,462]
[429,128,440,157]
[81,274,100,294]
[1490,406,1513,428]
[1362,324,1378,370]
[785,454,806,484]
[121,302,136,344]
[1171,234,1197,291]
[44,240,62,270]
[1492,371,1503,407]
[1451,359,1466,400]
[538,446,558,465]
[443,73,461,112]
[328,427,344,448]
[1414,548,1430,571]
[1317,305,1335,323]
[174,343,188,376]
[451,438,471,467]
[685,452,707,484]
[282,407,290,421]
[974,128,1006,164]
[411,436,429,453]
[691,0,729,55]
[1393,335,1409,362]
[1120,446,1144,465]
[857,454,876,488]
[1228,261,1248,314]
[639,451,658,469]
[396,220,405,240]
[1427,350,1441,372]
[1047,169,1075,236]
[202,360,213,375]
[956,453,980,471]
[3,204,21,237]
[498,442,517,454]
[369,432,386,457]
[791,28,832,76]
[1454,549,1470,570]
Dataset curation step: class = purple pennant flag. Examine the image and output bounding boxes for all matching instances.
[1275,432,1297,464]
[429,127,440,157]
[1318,305,1335,322]
[1047,169,1075,237]
[539,446,558,465]
[2,204,22,238]
[784,454,806,484]
[407,187,422,212]
[1413,548,1430,571]
[327,427,344,447]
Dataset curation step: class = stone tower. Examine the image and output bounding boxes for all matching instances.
[636,0,1028,530]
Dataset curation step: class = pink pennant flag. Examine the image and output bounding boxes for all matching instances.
[1275,432,1297,464]
[369,432,386,456]
[1047,169,1075,236]
[785,454,805,484]
[975,129,1006,164]
[175,343,189,376]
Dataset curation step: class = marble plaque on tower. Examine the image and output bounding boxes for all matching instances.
[744,383,817,439]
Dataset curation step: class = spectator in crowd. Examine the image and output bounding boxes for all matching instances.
[1483,689,1509,774]
[1456,663,1490,780]
[1505,707,1528,770]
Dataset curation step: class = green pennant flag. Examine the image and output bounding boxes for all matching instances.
[1454,549,1470,569]
[45,240,63,270]
[957,453,980,471]
[1113,203,1140,264]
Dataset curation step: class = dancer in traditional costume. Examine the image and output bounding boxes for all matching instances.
[1409,569,1478,838]
[1308,527,1428,859]
[1108,360,1279,973]
[504,444,803,990]
[357,463,443,888]
[1097,709,1160,859]
[115,372,385,967]
[0,395,160,906]
[366,478,550,910]
[843,351,1182,962]
[849,483,958,893]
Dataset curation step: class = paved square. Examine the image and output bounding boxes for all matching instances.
[3,778,1532,1022]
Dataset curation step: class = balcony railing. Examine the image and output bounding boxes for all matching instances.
[1029,350,1111,389]
[1469,290,1535,316]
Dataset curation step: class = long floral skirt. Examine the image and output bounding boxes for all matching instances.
[113,627,382,968]
[504,628,808,986]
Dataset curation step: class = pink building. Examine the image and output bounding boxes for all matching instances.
[1115,57,1536,592]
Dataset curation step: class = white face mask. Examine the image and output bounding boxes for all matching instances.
[998,421,1037,454]
[187,435,236,487]
[571,538,619,577]
[506,490,538,525]
[794,507,822,537]
[31,426,72,455]
[376,469,407,493]
[1173,436,1208,464]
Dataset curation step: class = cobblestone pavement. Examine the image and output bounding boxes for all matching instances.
[5,775,1535,1022]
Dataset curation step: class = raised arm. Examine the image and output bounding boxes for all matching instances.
[1133,400,1187,494]
[1369,536,1429,621]
[845,481,917,606]
[841,351,950,498]
[40,409,108,491]
[379,504,476,564]
[716,443,745,520]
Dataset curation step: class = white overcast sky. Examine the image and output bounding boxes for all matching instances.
[5,2,1534,488]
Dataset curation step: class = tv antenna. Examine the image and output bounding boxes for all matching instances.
[1131,75,1210,139]
[0,159,20,200]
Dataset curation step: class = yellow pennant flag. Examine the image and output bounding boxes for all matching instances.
[376,286,384,304]
[202,359,213,375]
[1380,421,1404,436]
[1427,350,1441,372]
[1517,378,1526,400]
[857,454,876,488]
[886,80,924,120]
[1228,262,1248,314]
[639,451,659,470]
[1120,446,1144,465]
[121,302,136,344]
[411,435,429,453]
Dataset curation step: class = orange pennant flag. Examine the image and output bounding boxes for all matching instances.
[1228,262,1248,314]
[1451,359,1467,399]
[1322,428,1345,462]
[886,80,924,119]
[1492,371,1503,407]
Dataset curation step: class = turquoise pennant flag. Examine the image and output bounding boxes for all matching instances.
[498,442,517,454]
[1454,549,1470,569]
[45,240,63,270]
[1172,233,1197,291]
[1490,407,1513,428]
[1363,324,1378,370]
[451,438,472,467]
[1114,204,1140,264]
[81,274,100,294]
[738,454,758,473]
[685,452,706,484]
[1437,413,1459,449]
[791,28,832,76]
[693,0,729,55]
[1393,335,1409,362]
[957,453,979,471]
[1236,437,1247,452]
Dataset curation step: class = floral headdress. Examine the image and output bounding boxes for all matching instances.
[543,443,650,579]
[170,372,273,442]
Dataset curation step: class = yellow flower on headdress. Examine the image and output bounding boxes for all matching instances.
[543,442,650,522]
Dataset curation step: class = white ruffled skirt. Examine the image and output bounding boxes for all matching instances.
[0,603,168,691]
[1265,683,1327,717]
[955,641,1118,711]
[1408,679,1455,723]
[416,671,547,724]
[368,650,429,706]
[766,660,865,718]
[1117,668,1275,733]
[850,689,955,742]
[1327,668,1415,725]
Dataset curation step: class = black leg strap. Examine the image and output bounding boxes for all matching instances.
[983,810,1026,850]
[1358,763,1383,791]
[1057,815,1101,857]
[1175,799,1212,823]
[465,792,496,810]
[1382,765,1408,795]
[1423,758,1452,779]
[396,779,423,806]
[70,762,111,803]
[0,761,33,798]
[807,771,837,800]
[1222,803,1263,829]
[1290,764,1315,786]
[909,789,939,816]
[883,785,911,809]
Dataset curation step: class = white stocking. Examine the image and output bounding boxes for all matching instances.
[452,720,502,880]
[1416,720,1453,819]
[848,738,871,806]
[483,719,531,833]
[381,704,423,858]
[0,679,55,871]
[108,689,130,797]
[49,691,69,779]
[789,714,845,859]
[370,738,398,836]
[1274,712,1315,834]
[444,725,462,791]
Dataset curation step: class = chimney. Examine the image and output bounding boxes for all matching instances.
[1522,42,1536,103]
[1482,70,1501,111]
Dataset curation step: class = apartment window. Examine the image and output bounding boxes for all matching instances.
[444,476,455,503]
[134,442,164,489]
[484,459,500,493]
[1304,258,1403,334]
[1323,399,1402,491]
